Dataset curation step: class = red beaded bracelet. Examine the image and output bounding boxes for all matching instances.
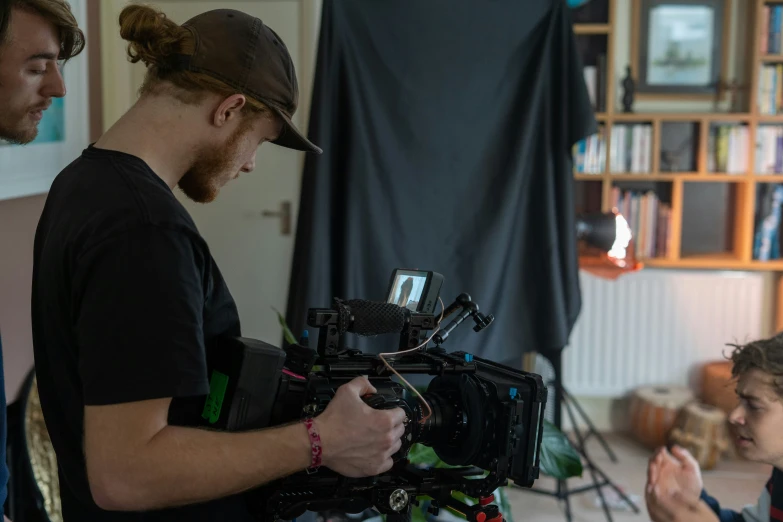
[302,417,322,472]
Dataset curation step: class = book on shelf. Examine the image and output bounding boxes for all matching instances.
[758,64,783,115]
[573,126,606,174]
[708,124,749,174]
[753,184,783,261]
[761,4,782,55]
[584,66,597,110]
[611,187,672,259]
[609,124,652,174]
[755,125,783,174]
[582,53,607,113]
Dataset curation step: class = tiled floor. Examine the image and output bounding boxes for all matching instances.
[506,432,771,522]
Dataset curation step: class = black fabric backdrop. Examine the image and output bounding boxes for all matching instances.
[286,0,598,367]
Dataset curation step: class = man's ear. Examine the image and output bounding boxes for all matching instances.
[212,94,247,127]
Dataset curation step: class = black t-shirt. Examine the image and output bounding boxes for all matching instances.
[31,145,257,521]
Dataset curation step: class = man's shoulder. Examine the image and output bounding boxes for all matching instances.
[770,465,783,494]
[42,147,203,253]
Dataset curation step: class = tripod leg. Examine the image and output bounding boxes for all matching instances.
[562,480,573,522]
[554,478,573,522]
[548,352,573,522]
[563,396,614,522]
[561,386,618,463]
[563,396,640,516]
[531,350,638,520]
[590,464,641,514]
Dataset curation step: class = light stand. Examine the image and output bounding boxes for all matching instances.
[524,349,639,522]
[523,210,642,522]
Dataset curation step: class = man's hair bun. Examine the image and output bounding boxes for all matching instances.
[119,4,190,68]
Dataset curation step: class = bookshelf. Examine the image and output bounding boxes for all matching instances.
[571,0,783,272]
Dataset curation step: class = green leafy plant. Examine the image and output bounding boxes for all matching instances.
[274,307,298,345]
[538,419,583,480]
[405,424,581,522]
[274,309,583,521]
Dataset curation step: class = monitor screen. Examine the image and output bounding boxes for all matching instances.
[387,270,429,311]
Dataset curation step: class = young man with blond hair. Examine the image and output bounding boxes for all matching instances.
[646,332,783,521]
[0,0,83,144]
[1,0,85,519]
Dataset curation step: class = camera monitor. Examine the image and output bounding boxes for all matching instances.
[386,269,443,314]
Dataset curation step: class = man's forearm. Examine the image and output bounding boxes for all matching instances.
[91,421,311,511]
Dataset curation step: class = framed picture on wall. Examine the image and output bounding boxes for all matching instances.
[0,0,90,202]
[632,0,726,97]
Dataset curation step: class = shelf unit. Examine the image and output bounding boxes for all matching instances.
[572,0,783,274]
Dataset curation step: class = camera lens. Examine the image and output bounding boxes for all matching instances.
[411,389,467,448]
[403,374,487,467]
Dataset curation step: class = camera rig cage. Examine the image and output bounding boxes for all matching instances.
[200,269,548,522]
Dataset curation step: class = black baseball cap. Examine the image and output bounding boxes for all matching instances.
[171,9,322,154]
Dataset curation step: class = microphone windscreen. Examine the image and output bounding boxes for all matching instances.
[335,299,407,336]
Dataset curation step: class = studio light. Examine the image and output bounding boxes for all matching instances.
[576,209,642,278]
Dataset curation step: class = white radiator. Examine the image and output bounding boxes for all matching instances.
[562,269,766,397]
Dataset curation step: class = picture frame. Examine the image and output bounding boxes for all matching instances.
[633,0,726,96]
[0,0,90,202]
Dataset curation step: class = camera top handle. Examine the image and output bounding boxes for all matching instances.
[307,294,494,357]
[306,301,438,357]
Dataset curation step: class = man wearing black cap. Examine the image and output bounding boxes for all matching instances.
[30,4,406,521]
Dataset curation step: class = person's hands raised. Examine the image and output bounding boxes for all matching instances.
[645,445,704,521]
[646,445,703,501]
[315,377,407,477]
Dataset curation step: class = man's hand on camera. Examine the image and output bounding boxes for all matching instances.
[316,376,407,477]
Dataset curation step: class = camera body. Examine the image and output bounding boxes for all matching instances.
[200,270,548,522]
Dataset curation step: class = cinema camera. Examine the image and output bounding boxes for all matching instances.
[201,269,548,522]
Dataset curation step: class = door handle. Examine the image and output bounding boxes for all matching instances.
[261,201,292,236]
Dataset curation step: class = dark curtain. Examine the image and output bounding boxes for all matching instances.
[286,0,597,366]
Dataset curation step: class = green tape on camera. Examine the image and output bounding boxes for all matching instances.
[202,370,229,424]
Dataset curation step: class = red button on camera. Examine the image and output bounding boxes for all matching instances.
[479,494,495,506]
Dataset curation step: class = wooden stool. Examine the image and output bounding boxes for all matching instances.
[701,361,739,415]
[668,402,730,470]
[629,385,694,450]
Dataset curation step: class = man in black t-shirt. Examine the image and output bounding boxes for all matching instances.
[31,5,407,521]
